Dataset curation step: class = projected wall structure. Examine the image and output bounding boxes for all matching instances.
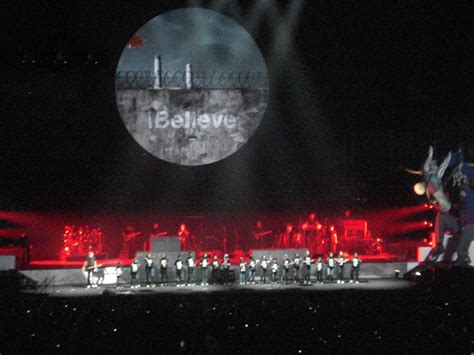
[115,8,268,165]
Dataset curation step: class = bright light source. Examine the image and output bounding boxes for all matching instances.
[415,271,421,276]
[414,182,426,195]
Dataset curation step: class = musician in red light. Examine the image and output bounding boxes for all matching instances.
[82,251,98,288]
[178,223,190,250]
[252,220,272,249]
[122,225,141,257]
[304,212,323,252]
[278,224,294,248]
[149,223,167,250]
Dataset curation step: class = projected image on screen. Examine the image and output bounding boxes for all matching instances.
[115,8,268,166]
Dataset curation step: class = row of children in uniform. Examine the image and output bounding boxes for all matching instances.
[114,251,362,288]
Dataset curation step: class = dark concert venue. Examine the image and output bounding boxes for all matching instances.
[1,1,472,353]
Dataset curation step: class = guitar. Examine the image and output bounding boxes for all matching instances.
[123,231,141,242]
[253,230,272,239]
[83,264,103,271]
[150,231,168,238]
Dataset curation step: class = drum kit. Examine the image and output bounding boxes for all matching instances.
[62,225,103,257]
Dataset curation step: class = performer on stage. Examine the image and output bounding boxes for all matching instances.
[410,146,459,261]
[149,223,167,250]
[150,223,166,238]
[336,251,349,284]
[326,252,335,282]
[350,252,361,283]
[222,254,231,286]
[239,257,247,285]
[271,258,279,284]
[82,251,98,288]
[200,252,209,286]
[293,253,301,284]
[178,224,191,251]
[160,253,168,286]
[122,225,141,257]
[186,252,195,286]
[252,220,272,249]
[130,258,140,288]
[211,255,220,285]
[115,262,123,289]
[248,256,257,284]
[305,212,322,252]
[282,254,291,284]
[449,145,474,266]
[303,251,313,285]
[316,256,324,284]
[260,255,270,284]
[281,224,294,248]
[175,255,184,287]
[144,253,155,287]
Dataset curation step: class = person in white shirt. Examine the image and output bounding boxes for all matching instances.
[293,253,301,284]
[239,257,247,285]
[159,253,168,286]
[144,253,155,287]
[303,251,313,284]
[260,255,270,284]
[316,256,324,284]
[326,252,335,282]
[222,254,231,286]
[336,251,349,284]
[350,252,362,283]
[186,252,196,286]
[211,255,220,285]
[200,252,209,286]
[175,255,184,287]
[130,258,140,288]
[115,262,123,289]
[248,256,257,284]
[282,254,291,284]
[271,258,279,283]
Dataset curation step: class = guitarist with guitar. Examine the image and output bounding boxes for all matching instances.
[82,251,99,288]
[149,223,168,250]
[252,220,272,249]
[122,225,141,258]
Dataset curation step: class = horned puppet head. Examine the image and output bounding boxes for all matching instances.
[406,146,452,212]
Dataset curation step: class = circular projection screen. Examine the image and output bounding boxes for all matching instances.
[115,8,268,166]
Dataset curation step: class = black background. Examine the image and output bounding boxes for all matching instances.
[1,0,472,213]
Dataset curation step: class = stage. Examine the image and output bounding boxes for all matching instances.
[23,279,413,297]
[18,261,413,287]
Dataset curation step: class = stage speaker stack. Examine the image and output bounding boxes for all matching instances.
[151,236,181,253]
[0,255,16,270]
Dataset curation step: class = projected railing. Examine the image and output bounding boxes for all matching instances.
[115,70,269,89]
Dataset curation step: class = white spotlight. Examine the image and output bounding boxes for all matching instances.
[414,182,426,196]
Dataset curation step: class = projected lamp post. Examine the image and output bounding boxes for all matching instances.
[153,55,162,89]
[185,63,193,89]
[153,55,193,90]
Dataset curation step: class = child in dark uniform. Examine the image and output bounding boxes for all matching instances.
[160,253,168,286]
[175,255,184,287]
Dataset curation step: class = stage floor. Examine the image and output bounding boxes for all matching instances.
[24,279,413,297]
[26,253,401,269]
